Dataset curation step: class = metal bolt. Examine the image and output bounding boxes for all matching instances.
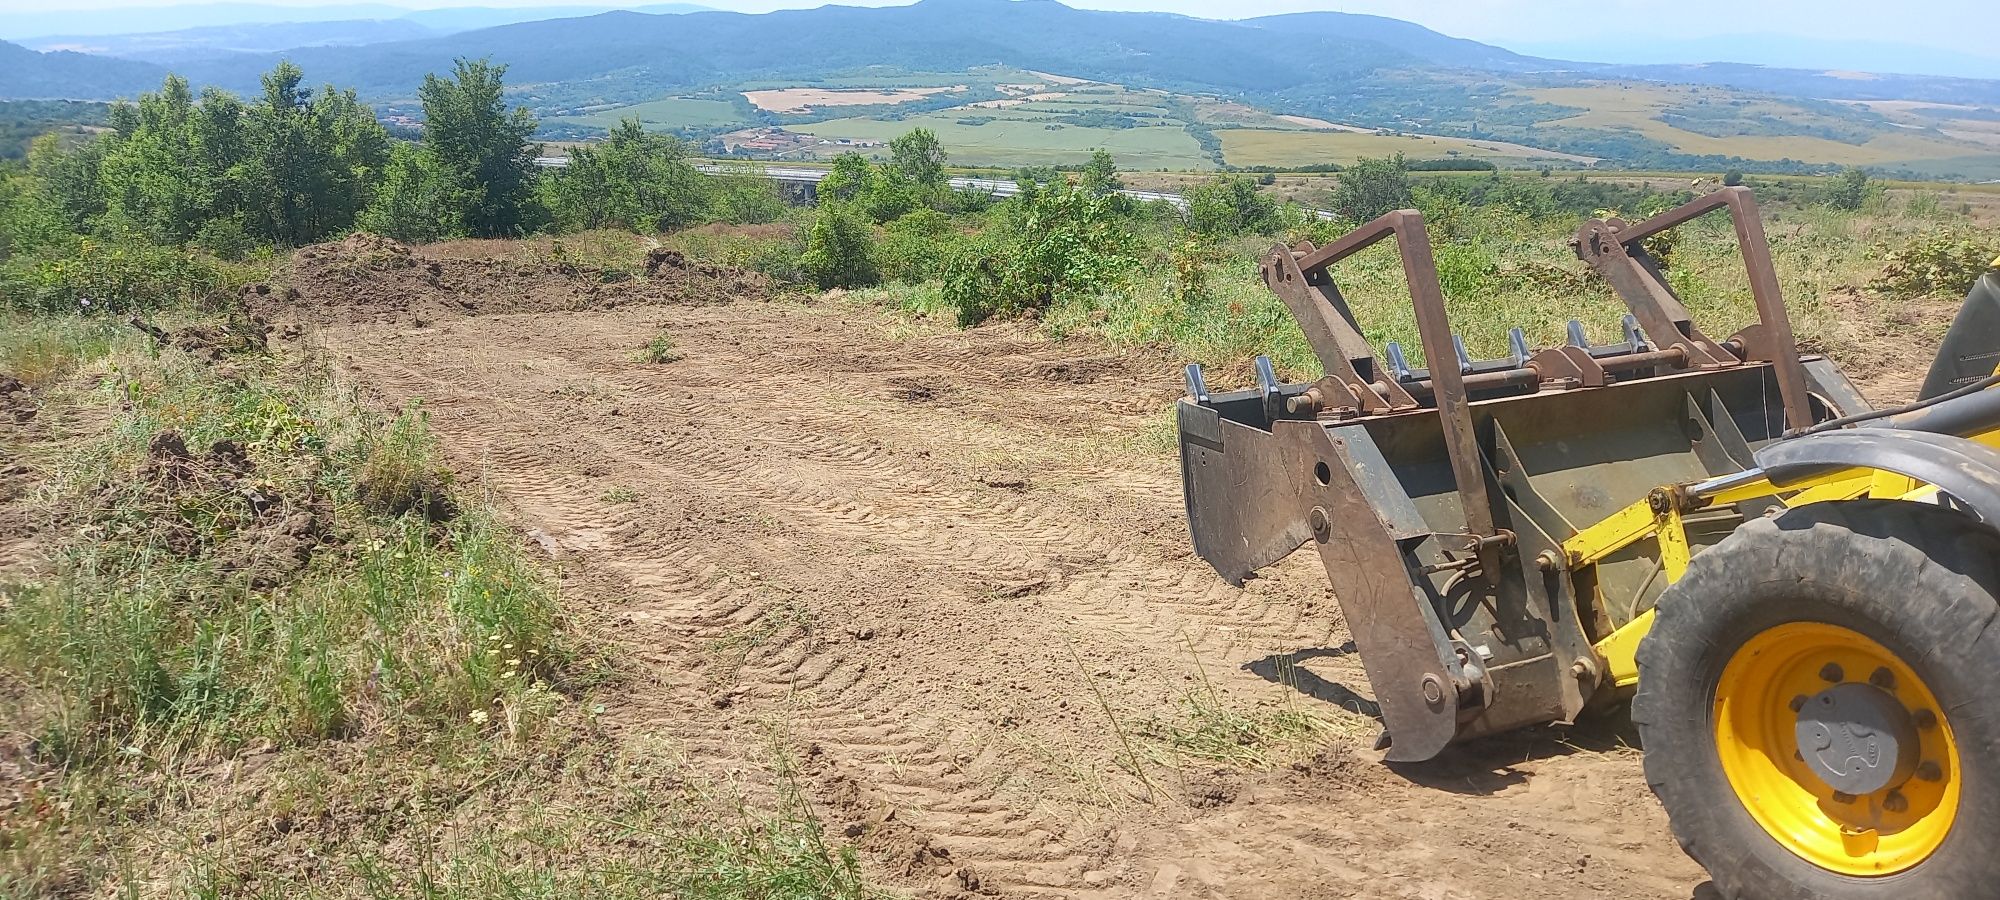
[1570,657,1597,681]
[1832,791,1857,804]
[1421,675,1447,707]
[1308,507,1330,542]
[1917,761,1943,783]
[1915,709,1938,730]
[1819,662,1845,683]
[1884,791,1910,814]
[1788,694,1808,712]
[1869,667,1896,690]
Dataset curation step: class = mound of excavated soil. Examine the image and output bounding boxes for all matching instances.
[265,233,771,326]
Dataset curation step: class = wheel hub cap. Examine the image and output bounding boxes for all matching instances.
[1795,682,1918,796]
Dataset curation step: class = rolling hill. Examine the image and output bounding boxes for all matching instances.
[3,0,1998,178]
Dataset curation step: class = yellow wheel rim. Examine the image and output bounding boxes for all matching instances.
[1714,622,1960,876]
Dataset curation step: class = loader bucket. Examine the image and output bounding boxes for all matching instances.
[1177,189,1868,761]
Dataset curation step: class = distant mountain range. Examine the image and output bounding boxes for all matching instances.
[2,0,1998,178]
[0,3,712,40]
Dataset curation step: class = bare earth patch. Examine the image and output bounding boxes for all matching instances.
[288,235,1716,898]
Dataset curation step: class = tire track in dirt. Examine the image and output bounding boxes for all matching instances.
[335,332,1167,895]
[319,300,1708,900]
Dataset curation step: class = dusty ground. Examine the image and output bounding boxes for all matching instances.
[281,235,1717,899]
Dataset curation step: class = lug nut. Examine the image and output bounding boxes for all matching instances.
[1915,709,1938,730]
[1788,694,1808,712]
[1869,667,1896,690]
[1819,662,1844,683]
[1917,761,1943,783]
[1832,791,1857,804]
[1884,791,1909,814]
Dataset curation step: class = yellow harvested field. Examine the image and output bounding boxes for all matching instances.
[1023,70,1092,85]
[742,86,965,113]
[1276,114,1368,132]
[1219,128,1590,167]
[1528,85,1989,165]
[966,92,1069,109]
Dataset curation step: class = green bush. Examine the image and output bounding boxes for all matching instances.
[1183,175,1281,237]
[1,235,238,313]
[800,202,878,289]
[942,178,1133,326]
[876,208,962,283]
[1871,231,1997,300]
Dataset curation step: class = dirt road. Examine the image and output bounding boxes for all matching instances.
[317,288,1710,899]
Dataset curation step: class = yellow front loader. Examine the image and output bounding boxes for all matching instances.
[1176,188,2000,898]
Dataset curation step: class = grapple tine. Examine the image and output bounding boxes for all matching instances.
[1509,328,1531,368]
[1184,363,1209,404]
[1452,334,1473,375]
[1623,313,1647,350]
[1254,355,1280,419]
[1384,342,1412,382]
[1567,319,1590,348]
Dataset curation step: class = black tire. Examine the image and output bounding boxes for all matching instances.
[1633,499,2000,899]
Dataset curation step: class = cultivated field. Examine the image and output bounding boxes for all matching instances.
[743,86,968,114]
[1528,84,2000,178]
[565,96,746,132]
[1217,128,1596,167]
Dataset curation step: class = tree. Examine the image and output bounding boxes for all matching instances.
[1183,175,1279,237]
[417,58,539,236]
[1080,148,1122,197]
[818,152,874,205]
[1825,166,1872,211]
[538,120,707,233]
[26,130,106,233]
[98,75,239,244]
[801,202,878,289]
[1331,154,1414,223]
[888,127,947,193]
[358,143,469,242]
[239,62,388,245]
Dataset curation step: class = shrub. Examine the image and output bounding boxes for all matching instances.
[1871,231,1997,300]
[800,202,878,289]
[1183,175,1281,237]
[1824,167,1873,211]
[193,217,256,261]
[943,179,1133,325]
[0,235,238,313]
[876,208,961,283]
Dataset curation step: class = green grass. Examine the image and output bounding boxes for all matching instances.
[633,331,683,363]
[563,96,750,132]
[0,311,871,899]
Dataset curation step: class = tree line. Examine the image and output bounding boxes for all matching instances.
[0,58,785,267]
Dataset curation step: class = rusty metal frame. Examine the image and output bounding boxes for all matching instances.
[1574,187,1814,430]
[1283,210,1506,578]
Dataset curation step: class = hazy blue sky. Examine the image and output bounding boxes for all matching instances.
[2,0,1993,59]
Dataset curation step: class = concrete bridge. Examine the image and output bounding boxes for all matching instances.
[532,158,1335,219]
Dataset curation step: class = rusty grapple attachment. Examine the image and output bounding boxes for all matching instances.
[1176,188,1869,761]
